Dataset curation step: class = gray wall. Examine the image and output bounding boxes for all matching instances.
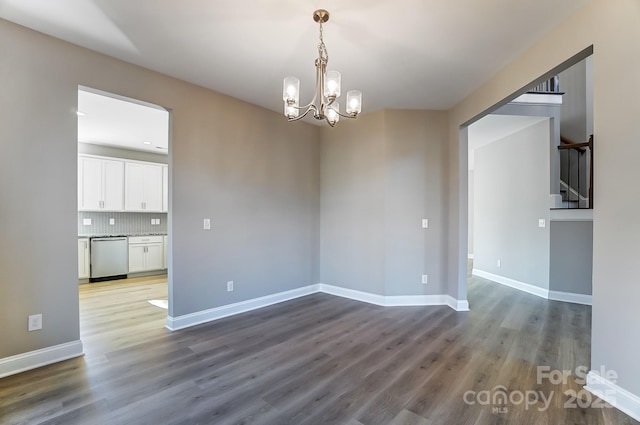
[468,171,474,257]
[0,18,320,358]
[558,59,588,142]
[549,220,593,295]
[320,112,386,295]
[473,119,550,290]
[384,110,448,296]
[448,0,640,397]
[320,110,448,296]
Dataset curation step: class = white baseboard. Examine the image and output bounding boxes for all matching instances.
[450,298,470,312]
[585,371,640,422]
[473,269,592,306]
[318,283,469,311]
[0,340,84,379]
[473,269,549,299]
[548,290,592,305]
[166,284,321,331]
[318,283,386,306]
[167,283,471,331]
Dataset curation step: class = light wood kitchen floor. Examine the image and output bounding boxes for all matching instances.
[0,275,638,424]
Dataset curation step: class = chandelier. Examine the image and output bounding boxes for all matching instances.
[282,9,362,127]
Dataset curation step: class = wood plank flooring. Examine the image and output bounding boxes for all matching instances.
[0,274,638,425]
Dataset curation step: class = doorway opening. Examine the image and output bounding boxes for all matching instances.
[76,87,171,357]
[460,47,594,308]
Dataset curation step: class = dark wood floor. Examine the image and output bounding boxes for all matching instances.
[1,274,638,425]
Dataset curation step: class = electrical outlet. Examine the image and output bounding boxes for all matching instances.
[422,274,428,284]
[28,314,42,331]
[109,218,115,225]
[82,218,92,226]
[497,259,501,268]
[422,218,429,229]
[203,218,211,230]
[538,219,546,228]
[227,281,234,292]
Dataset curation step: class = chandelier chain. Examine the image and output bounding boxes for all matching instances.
[318,22,329,63]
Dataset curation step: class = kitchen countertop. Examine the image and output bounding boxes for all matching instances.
[78,233,167,238]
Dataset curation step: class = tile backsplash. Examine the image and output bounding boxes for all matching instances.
[78,212,167,236]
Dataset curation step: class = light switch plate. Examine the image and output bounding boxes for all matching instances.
[421,274,428,284]
[28,314,42,331]
[203,218,211,230]
[422,218,429,229]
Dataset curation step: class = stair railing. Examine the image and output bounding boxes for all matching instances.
[557,135,593,209]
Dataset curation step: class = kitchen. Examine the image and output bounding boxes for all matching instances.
[77,88,170,290]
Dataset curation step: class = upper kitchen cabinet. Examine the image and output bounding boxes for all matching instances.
[78,155,124,211]
[125,162,163,212]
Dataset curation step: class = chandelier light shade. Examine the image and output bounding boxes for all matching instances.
[283,9,362,127]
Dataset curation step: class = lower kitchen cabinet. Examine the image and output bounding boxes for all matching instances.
[163,235,168,269]
[128,236,164,273]
[78,238,90,279]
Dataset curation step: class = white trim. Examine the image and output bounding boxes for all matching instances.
[473,269,592,305]
[550,208,594,222]
[585,371,640,422]
[167,283,473,331]
[166,284,321,331]
[548,290,592,305]
[318,283,386,306]
[550,194,563,209]
[473,269,549,299]
[0,340,84,379]
[318,284,469,311]
[512,93,563,105]
[450,298,470,312]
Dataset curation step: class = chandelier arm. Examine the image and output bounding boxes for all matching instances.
[324,116,336,127]
[335,110,359,119]
[287,105,316,122]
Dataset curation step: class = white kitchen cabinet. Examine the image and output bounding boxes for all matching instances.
[162,165,168,212]
[163,235,168,269]
[78,238,90,279]
[128,236,164,273]
[78,156,124,211]
[125,162,163,212]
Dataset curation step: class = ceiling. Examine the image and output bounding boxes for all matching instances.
[468,114,548,170]
[0,0,591,118]
[78,89,169,154]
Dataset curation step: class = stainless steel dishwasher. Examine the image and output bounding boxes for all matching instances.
[90,237,128,280]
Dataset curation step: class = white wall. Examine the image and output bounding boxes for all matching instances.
[473,120,551,290]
